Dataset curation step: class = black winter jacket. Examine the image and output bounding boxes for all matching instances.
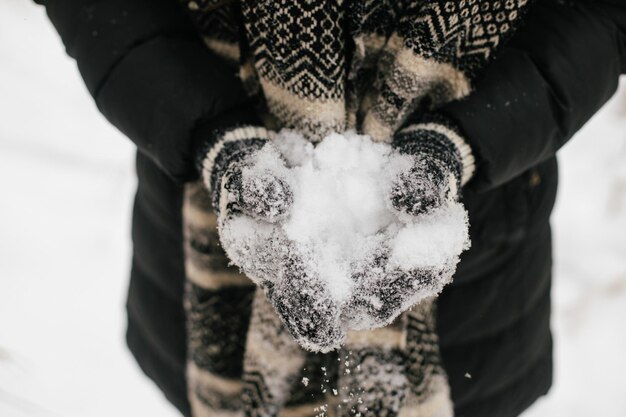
[36,0,626,416]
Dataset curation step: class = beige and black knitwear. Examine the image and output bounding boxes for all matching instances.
[179,1,530,416]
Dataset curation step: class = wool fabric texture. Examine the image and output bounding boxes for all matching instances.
[180,1,530,416]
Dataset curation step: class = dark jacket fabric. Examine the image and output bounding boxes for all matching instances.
[36,0,626,416]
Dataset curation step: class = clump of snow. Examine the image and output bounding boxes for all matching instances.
[274,131,414,302]
[388,203,469,270]
[220,130,470,350]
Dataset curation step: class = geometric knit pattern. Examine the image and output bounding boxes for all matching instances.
[183,0,529,142]
[241,0,348,140]
[363,0,531,141]
[178,1,531,416]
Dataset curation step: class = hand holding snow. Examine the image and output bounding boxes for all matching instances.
[218,131,470,352]
[221,144,293,223]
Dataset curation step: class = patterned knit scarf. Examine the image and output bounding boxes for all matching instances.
[180,1,529,416]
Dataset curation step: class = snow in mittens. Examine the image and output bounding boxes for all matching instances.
[219,130,470,349]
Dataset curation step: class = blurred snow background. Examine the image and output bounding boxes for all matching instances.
[0,1,624,416]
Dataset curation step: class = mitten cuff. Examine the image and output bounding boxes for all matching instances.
[199,126,276,195]
[396,116,476,186]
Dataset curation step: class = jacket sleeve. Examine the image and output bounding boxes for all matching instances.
[439,0,626,191]
[35,0,252,182]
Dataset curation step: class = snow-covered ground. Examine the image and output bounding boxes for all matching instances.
[0,1,624,416]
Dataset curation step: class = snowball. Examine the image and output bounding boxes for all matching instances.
[219,130,470,350]
[278,132,414,302]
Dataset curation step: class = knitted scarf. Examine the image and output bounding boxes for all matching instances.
[180,1,530,416]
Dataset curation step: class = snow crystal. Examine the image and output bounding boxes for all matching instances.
[220,130,470,351]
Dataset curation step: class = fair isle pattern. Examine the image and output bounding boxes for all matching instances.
[363,0,530,141]
[399,0,529,74]
[180,0,530,144]
[240,0,348,141]
[178,1,531,416]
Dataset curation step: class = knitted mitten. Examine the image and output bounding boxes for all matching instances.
[269,254,345,352]
[342,115,475,329]
[198,125,293,223]
[344,243,447,330]
[197,121,344,352]
[389,115,475,217]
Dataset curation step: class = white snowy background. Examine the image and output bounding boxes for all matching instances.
[1,1,625,416]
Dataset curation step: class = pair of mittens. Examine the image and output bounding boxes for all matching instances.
[197,114,474,351]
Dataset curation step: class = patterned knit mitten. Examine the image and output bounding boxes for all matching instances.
[198,125,293,224]
[344,243,449,330]
[198,124,344,352]
[268,254,346,352]
[341,115,474,330]
[389,115,475,217]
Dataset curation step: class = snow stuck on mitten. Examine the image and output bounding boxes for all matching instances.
[219,130,470,351]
